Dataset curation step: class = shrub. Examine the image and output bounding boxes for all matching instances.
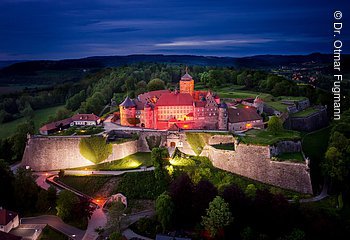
[79,136,112,164]
[146,135,161,150]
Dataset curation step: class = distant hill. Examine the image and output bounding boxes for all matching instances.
[0,60,25,69]
[0,53,347,85]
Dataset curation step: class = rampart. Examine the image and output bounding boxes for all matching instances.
[21,135,140,171]
[201,143,313,194]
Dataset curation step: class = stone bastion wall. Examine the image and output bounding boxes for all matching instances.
[21,135,141,171]
[201,143,313,194]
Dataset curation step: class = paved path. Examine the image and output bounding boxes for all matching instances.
[122,229,153,240]
[64,167,155,176]
[82,208,107,240]
[21,215,85,240]
[300,182,329,203]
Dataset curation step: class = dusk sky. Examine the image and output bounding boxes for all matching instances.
[0,0,349,60]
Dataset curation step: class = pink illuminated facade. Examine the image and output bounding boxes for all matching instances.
[119,71,228,130]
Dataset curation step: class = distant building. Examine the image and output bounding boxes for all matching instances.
[70,113,100,126]
[119,68,228,130]
[227,107,263,132]
[39,113,100,135]
[0,208,19,233]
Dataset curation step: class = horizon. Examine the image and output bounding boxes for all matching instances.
[0,0,349,61]
[0,52,334,63]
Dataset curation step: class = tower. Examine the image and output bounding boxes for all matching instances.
[179,67,194,96]
[119,96,136,126]
[218,102,228,130]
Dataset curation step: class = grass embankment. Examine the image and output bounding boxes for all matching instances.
[211,143,235,150]
[185,132,210,155]
[292,107,319,117]
[39,226,68,240]
[276,152,304,163]
[73,152,152,171]
[59,175,112,197]
[302,126,331,188]
[240,129,301,145]
[0,105,65,139]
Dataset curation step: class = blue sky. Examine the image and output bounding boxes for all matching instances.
[0,0,349,60]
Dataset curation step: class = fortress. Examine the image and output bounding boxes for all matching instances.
[119,68,229,130]
[21,131,313,194]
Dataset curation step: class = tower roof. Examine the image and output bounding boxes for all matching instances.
[120,96,136,108]
[181,66,192,80]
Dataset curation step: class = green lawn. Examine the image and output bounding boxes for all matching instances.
[302,126,331,161]
[73,152,152,171]
[276,152,304,163]
[39,226,68,240]
[265,101,289,112]
[212,143,235,150]
[58,175,112,197]
[0,105,65,139]
[240,129,301,145]
[292,107,319,117]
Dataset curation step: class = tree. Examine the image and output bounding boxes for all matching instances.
[267,116,283,134]
[36,189,50,212]
[47,186,57,208]
[322,147,347,182]
[169,173,194,228]
[56,190,79,221]
[245,184,257,199]
[0,159,15,208]
[108,201,126,233]
[151,147,168,181]
[20,104,34,120]
[201,196,233,237]
[11,120,35,161]
[147,78,165,91]
[223,183,248,218]
[192,180,218,222]
[14,167,39,211]
[156,192,174,231]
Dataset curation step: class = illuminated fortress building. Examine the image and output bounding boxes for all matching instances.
[119,69,263,131]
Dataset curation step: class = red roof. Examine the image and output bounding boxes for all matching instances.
[71,114,99,122]
[0,209,18,226]
[186,112,194,117]
[156,92,193,106]
[39,118,72,131]
[228,107,262,123]
[138,90,170,103]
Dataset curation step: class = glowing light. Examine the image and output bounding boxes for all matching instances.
[245,106,249,109]
[246,123,252,128]
[45,173,48,176]
[183,124,189,129]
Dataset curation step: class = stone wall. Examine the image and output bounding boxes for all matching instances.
[21,135,140,171]
[202,144,313,194]
[208,135,235,145]
[269,140,302,157]
[285,107,328,132]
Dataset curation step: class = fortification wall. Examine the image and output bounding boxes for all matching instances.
[202,144,313,194]
[269,140,302,157]
[208,134,235,145]
[286,107,329,132]
[21,135,140,171]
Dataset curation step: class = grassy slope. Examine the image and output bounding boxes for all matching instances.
[59,175,112,197]
[71,152,152,171]
[292,107,319,117]
[0,105,65,139]
[240,129,301,145]
[302,126,331,189]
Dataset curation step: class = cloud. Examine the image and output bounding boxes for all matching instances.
[155,37,274,47]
